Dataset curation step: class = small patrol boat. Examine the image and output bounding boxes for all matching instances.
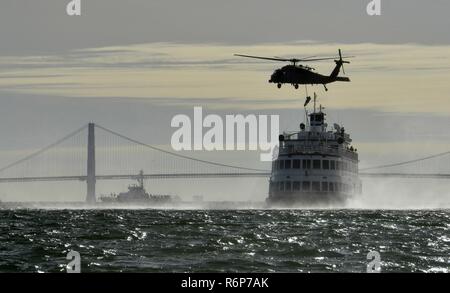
[100,170,175,204]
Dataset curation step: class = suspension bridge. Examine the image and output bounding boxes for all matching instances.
[0,123,449,202]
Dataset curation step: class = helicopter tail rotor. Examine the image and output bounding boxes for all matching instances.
[336,49,350,75]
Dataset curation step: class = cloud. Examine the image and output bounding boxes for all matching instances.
[0,42,450,113]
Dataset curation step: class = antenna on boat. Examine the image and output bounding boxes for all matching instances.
[313,92,317,113]
[304,108,309,128]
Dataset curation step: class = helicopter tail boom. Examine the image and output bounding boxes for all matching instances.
[334,76,350,82]
[329,49,350,80]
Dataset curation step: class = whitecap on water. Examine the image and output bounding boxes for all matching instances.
[423,267,449,273]
[103,249,117,256]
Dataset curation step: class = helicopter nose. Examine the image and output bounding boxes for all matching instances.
[269,73,277,83]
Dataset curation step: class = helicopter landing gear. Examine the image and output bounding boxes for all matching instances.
[294,84,299,89]
[323,84,328,91]
[277,83,282,89]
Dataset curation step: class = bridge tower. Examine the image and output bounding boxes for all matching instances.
[86,123,96,203]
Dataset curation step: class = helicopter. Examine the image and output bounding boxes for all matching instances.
[234,49,353,91]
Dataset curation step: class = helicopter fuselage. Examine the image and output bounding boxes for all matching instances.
[269,65,346,87]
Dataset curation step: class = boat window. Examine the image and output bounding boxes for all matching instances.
[303,159,311,169]
[323,160,330,170]
[313,160,321,169]
[279,182,284,191]
[329,182,334,192]
[285,160,291,169]
[322,182,328,192]
[302,181,310,191]
[312,182,320,192]
[293,181,300,191]
[280,160,285,169]
[330,160,336,170]
[285,181,291,191]
[293,159,301,169]
[336,161,341,170]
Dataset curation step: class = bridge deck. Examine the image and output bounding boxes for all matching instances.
[0,172,449,183]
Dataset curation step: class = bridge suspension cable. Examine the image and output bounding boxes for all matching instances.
[360,151,450,171]
[0,124,88,174]
[94,124,268,173]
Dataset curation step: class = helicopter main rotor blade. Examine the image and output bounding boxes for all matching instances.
[301,56,355,62]
[234,53,355,63]
[234,54,292,62]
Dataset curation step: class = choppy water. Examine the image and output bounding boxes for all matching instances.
[0,208,449,273]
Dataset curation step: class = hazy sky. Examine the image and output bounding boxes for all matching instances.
[0,1,449,203]
[1,0,450,55]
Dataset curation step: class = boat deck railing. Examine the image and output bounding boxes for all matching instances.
[279,144,358,160]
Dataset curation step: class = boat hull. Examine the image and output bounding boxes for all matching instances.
[266,191,351,208]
